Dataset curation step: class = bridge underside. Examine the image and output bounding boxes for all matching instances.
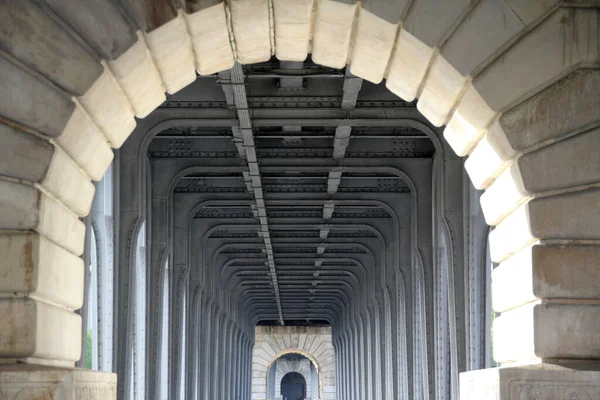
[1,1,599,400]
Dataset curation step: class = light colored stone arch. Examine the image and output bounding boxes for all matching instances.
[1,0,599,396]
[273,358,312,399]
[253,326,335,400]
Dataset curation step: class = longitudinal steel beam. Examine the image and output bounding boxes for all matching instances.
[220,62,285,325]
[323,69,362,220]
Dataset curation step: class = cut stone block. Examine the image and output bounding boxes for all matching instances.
[518,127,600,193]
[0,56,73,138]
[417,55,467,127]
[529,188,600,240]
[474,8,600,112]
[360,0,406,24]
[444,83,497,157]
[57,104,113,182]
[531,244,600,299]
[349,9,397,84]
[403,0,469,48]
[146,10,196,94]
[108,33,166,118]
[229,0,272,65]
[465,119,517,190]
[186,3,235,75]
[493,302,600,363]
[460,363,600,400]
[273,0,313,61]
[43,0,137,60]
[492,244,600,313]
[0,364,116,399]
[500,69,600,150]
[488,203,536,263]
[41,147,95,217]
[0,181,85,256]
[0,123,95,217]
[385,29,433,101]
[0,0,102,96]
[121,0,177,31]
[490,189,600,263]
[0,232,84,310]
[77,67,137,149]
[0,123,53,182]
[480,162,532,226]
[0,298,81,363]
[441,0,525,76]
[312,0,356,69]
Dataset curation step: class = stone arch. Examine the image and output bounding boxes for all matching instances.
[0,0,598,393]
[253,326,335,400]
[272,356,313,399]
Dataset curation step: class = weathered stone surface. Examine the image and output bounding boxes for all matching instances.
[0,232,84,310]
[529,188,600,240]
[0,0,103,96]
[0,123,53,182]
[385,29,433,101]
[122,0,177,32]
[0,123,94,217]
[480,162,531,226]
[501,69,600,150]
[0,364,116,399]
[0,298,81,362]
[418,55,467,126]
[474,8,600,112]
[229,0,272,65]
[460,363,600,400]
[77,67,137,148]
[533,244,600,299]
[444,83,497,157]
[57,105,113,182]
[492,244,600,313]
[183,0,223,13]
[403,0,469,48]
[312,0,356,69]
[465,120,516,190]
[41,148,95,217]
[273,0,313,62]
[360,0,406,24]
[146,10,196,94]
[488,203,536,263]
[0,181,85,256]
[494,302,600,362]
[490,188,600,262]
[43,0,137,60]
[519,127,600,193]
[441,0,525,76]
[108,34,166,118]
[0,56,74,138]
[349,9,397,84]
[253,326,335,400]
[186,2,235,75]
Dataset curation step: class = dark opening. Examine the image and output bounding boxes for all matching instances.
[281,372,306,400]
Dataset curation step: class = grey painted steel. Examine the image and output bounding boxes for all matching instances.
[104,58,488,400]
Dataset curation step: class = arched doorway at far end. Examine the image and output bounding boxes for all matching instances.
[281,372,306,400]
[267,351,319,400]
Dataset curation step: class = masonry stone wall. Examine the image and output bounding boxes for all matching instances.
[253,326,335,400]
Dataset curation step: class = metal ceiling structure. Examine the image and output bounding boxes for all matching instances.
[141,57,435,327]
[94,51,492,400]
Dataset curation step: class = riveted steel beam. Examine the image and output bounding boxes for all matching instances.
[220,62,284,325]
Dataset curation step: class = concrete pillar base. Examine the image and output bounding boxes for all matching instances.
[0,364,116,399]
[460,363,600,399]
